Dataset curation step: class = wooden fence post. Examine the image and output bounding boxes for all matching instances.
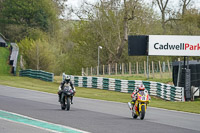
[144,61,146,76]
[115,63,117,75]
[91,67,93,76]
[152,61,154,78]
[149,64,150,78]
[86,67,88,76]
[109,64,111,75]
[129,62,131,75]
[167,60,171,78]
[82,68,84,76]
[136,62,139,75]
[96,66,99,76]
[103,65,105,75]
[167,60,171,72]
[159,61,163,78]
[122,63,124,75]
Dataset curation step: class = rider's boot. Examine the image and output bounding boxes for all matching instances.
[58,93,61,102]
[71,96,73,104]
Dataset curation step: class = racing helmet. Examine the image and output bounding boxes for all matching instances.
[65,75,70,82]
[135,85,140,92]
[139,84,145,91]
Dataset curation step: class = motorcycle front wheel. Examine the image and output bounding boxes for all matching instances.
[140,105,145,120]
[61,94,66,110]
[66,97,71,111]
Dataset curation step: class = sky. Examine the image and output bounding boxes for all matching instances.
[66,0,200,8]
[66,0,98,8]
[65,0,200,19]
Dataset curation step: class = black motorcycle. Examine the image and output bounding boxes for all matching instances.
[60,86,74,111]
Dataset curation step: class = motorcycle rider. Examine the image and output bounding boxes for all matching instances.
[58,75,75,104]
[130,84,145,108]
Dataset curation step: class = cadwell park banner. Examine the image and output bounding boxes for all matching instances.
[148,35,200,56]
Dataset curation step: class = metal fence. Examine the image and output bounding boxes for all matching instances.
[82,61,172,79]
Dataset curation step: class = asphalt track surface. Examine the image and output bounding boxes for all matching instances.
[0,118,52,133]
[0,85,200,133]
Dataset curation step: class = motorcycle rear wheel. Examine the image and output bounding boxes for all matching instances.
[132,112,138,119]
[61,103,66,110]
[132,108,138,119]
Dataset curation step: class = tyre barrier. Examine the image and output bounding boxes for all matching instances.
[20,69,54,82]
[67,75,184,101]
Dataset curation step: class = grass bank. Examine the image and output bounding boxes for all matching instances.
[103,74,172,84]
[0,76,200,114]
[54,74,172,85]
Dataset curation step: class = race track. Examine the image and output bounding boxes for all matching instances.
[0,85,200,133]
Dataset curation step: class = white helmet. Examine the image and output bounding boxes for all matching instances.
[65,75,70,81]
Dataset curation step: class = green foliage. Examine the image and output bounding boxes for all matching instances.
[63,1,200,75]
[0,0,59,41]
[18,38,55,72]
[63,1,164,74]
[172,9,200,35]
[1,0,57,30]
[27,28,48,41]
[0,0,200,76]
[0,47,11,75]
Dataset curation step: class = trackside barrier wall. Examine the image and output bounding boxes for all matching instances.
[0,36,7,47]
[20,69,54,82]
[67,75,184,101]
[10,43,19,75]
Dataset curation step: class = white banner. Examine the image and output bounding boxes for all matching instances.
[148,35,200,56]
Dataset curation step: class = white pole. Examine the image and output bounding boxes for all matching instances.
[147,56,149,79]
[98,47,99,76]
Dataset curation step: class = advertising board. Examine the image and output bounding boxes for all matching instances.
[148,35,200,56]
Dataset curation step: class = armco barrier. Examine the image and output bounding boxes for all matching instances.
[68,75,184,101]
[20,69,54,82]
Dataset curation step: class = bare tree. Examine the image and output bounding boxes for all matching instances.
[98,0,140,63]
[68,0,145,63]
[53,0,68,16]
[180,0,192,17]
[155,0,169,34]
[115,0,139,60]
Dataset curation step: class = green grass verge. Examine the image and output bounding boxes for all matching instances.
[54,74,172,85]
[0,76,200,114]
[0,47,11,75]
[102,74,172,84]
[0,76,58,94]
